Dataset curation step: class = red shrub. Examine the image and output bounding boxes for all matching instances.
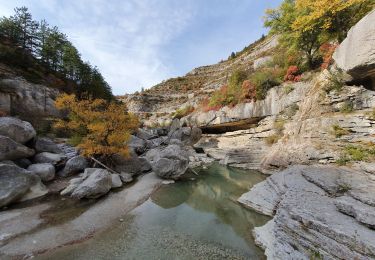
[284,66,301,82]
[241,80,256,102]
[320,43,338,70]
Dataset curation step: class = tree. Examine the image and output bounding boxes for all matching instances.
[264,0,375,68]
[54,94,139,162]
[12,7,34,49]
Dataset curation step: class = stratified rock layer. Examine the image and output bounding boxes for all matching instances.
[238,165,375,259]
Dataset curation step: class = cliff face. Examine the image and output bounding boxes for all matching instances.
[120,36,279,125]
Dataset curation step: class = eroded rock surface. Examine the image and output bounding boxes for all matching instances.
[238,165,375,259]
[0,135,35,161]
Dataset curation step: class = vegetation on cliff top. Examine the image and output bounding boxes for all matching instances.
[199,0,374,113]
[0,7,113,100]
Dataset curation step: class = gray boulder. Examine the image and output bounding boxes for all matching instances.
[34,137,63,154]
[0,135,35,161]
[0,164,35,207]
[0,117,36,144]
[33,152,66,165]
[145,144,189,179]
[61,168,112,199]
[112,150,151,176]
[333,10,375,81]
[111,174,123,188]
[57,155,88,177]
[27,163,55,182]
[128,135,147,154]
[136,128,158,140]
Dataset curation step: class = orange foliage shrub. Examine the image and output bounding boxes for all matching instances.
[54,94,139,160]
[320,43,338,70]
[284,66,301,82]
[0,110,8,117]
[241,80,256,102]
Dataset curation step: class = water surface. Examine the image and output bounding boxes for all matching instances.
[41,163,269,259]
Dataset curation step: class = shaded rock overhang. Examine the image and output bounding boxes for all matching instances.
[200,117,264,134]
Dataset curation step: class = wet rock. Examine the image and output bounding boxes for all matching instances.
[0,135,35,161]
[34,137,63,154]
[57,155,88,177]
[33,152,66,165]
[111,174,123,188]
[0,164,35,207]
[0,117,36,144]
[61,168,112,199]
[145,144,189,179]
[27,163,55,182]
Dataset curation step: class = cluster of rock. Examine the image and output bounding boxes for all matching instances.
[238,165,375,259]
[0,115,211,207]
[59,118,211,199]
[0,116,90,208]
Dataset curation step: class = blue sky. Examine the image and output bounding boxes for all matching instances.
[0,0,282,95]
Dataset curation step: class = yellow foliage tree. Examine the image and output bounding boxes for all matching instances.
[54,94,139,160]
[293,0,375,41]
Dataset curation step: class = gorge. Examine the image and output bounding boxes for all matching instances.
[1,2,375,260]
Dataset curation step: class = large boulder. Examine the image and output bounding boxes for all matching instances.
[128,135,147,155]
[112,150,151,176]
[27,163,55,182]
[0,117,36,144]
[34,137,63,154]
[57,155,88,177]
[33,152,66,165]
[145,144,189,179]
[333,10,375,84]
[61,168,112,199]
[0,135,35,161]
[0,164,36,207]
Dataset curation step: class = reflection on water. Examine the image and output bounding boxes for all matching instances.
[40,163,269,260]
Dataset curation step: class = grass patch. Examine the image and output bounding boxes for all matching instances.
[172,105,194,119]
[265,134,280,145]
[331,124,350,138]
[340,101,354,113]
[284,84,295,95]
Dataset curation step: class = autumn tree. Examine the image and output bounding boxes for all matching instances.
[54,94,139,162]
[265,0,375,68]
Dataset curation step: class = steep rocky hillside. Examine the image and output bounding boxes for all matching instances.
[120,35,278,124]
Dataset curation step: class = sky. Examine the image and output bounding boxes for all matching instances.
[0,0,282,95]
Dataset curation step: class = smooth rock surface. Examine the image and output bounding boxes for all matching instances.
[0,117,36,144]
[111,174,123,188]
[27,163,55,182]
[33,152,66,165]
[333,10,375,81]
[57,155,87,177]
[0,164,34,207]
[34,137,63,154]
[61,168,112,199]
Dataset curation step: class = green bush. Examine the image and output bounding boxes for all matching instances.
[324,69,345,93]
[250,68,283,100]
[172,105,194,119]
